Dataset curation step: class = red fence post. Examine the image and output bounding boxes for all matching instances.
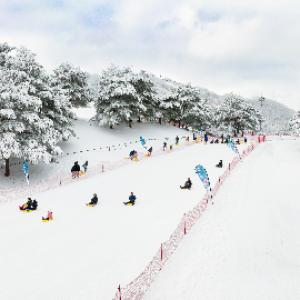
[160,243,163,261]
[118,284,122,300]
[228,163,231,171]
[101,164,104,173]
[184,220,187,235]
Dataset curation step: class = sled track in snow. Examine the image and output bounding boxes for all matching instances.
[112,142,259,300]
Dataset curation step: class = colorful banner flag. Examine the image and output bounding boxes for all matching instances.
[139,136,147,149]
[195,164,211,190]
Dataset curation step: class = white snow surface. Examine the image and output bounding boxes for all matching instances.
[145,139,300,300]
[0,122,252,300]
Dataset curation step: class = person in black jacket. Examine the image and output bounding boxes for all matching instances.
[180,178,192,190]
[87,193,98,206]
[129,150,138,160]
[216,160,223,168]
[30,199,38,210]
[71,161,80,178]
[175,136,179,145]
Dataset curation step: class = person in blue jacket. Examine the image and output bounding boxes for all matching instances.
[204,132,209,143]
[124,192,137,206]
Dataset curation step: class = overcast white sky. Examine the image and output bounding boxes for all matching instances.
[0,0,299,110]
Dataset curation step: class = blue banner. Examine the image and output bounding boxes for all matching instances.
[140,136,148,150]
[195,164,211,190]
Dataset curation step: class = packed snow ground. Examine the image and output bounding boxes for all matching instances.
[145,139,300,300]
[0,134,250,299]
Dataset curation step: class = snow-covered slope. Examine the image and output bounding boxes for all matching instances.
[0,137,250,299]
[145,139,300,300]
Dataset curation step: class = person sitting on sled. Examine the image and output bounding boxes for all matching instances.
[129,150,138,160]
[124,192,137,205]
[180,178,192,190]
[216,160,223,168]
[147,146,153,156]
[19,198,33,210]
[87,193,98,206]
[82,161,88,173]
[42,211,53,221]
[71,161,80,178]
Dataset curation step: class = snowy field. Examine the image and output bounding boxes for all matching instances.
[0,128,251,299]
[145,139,300,300]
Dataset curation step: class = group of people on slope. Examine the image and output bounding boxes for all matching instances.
[19,197,53,221]
[19,198,38,211]
[71,161,88,178]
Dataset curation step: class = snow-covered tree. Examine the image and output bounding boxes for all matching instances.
[176,84,212,130]
[289,111,300,136]
[0,45,60,176]
[156,82,179,123]
[131,70,158,122]
[95,65,138,128]
[52,63,91,108]
[41,73,75,141]
[216,93,261,134]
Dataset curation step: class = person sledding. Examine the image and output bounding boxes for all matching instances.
[82,161,88,173]
[216,160,223,168]
[19,198,33,211]
[147,146,153,156]
[129,150,138,161]
[180,178,192,190]
[86,193,98,207]
[42,211,53,222]
[71,161,80,179]
[123,192,137,206]
[163,142,167,151]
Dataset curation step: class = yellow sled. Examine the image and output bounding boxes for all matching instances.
[79,170,86,177]
[86,203,96,207]
[20,209,34,213]
[123,202,135,206]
